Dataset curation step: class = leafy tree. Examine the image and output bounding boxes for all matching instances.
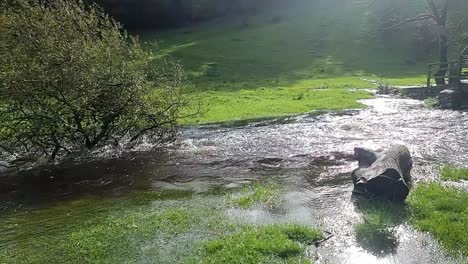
[366,0,468,84]
[0,0,186,163]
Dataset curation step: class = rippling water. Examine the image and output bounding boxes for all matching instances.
[1,96,467,263]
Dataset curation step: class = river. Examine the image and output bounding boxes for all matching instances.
[1,96,467,263]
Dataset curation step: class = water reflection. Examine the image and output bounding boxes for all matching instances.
[353,195,409,257]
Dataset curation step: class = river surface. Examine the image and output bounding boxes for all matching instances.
[1,96,468,263]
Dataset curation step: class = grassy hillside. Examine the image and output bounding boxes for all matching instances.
[142,1,430,124]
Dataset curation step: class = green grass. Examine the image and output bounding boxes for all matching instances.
[231,181,281,209]
[441,165,468,181]
[199,224,323,264]
[181,87,373,124]
[141,1,433,124]
[408,183,468,257]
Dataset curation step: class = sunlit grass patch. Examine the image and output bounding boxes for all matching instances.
[231,181,281,209]
[181,87,373,125]
[199,224,323,264]
[441,165,468,181]
[377,76,427,86]
[408,183,468,257]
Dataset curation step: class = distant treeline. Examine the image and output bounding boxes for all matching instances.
[91,0,284,29]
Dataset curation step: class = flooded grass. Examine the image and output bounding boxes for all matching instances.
[441,165,468,181]
[0,182,324,264]
[408,183,468,257]
[354,197,408,256]
[198,224,323,264]
[0,191,226,263]
[231,181,281,209]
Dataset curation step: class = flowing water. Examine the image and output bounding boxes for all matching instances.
[1,96,468,263]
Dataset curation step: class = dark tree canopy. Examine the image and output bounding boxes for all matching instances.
[91,0,285,29]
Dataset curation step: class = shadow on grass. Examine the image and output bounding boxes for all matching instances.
[352,194,409,257]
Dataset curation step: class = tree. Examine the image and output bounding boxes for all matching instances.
[427,0,450,85]
[366,0,468,85]
[0,0,186,164]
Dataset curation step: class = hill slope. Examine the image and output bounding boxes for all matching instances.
[142,1,433,123]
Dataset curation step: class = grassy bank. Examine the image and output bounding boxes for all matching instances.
[141,1,430,124]
[408,183,468,257]
[441,165,468,181]
[181,87,373,125]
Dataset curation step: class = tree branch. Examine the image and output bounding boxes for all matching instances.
[426,0,441,23]
[382,14,434,31]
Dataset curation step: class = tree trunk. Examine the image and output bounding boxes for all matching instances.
[430,0,449,85]
[351,145,413,202]
[435,34,449,85]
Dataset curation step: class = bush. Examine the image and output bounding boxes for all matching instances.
[0,0,185,161]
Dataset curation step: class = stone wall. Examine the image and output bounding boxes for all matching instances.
[398,85,447,100]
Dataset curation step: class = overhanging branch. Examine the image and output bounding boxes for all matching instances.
[382,14,434,31]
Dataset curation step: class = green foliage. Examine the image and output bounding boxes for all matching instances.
[231,181,280,209]
[441,165,468,181]
[0,0,185,160]
[424,97,440,108]
[408,183,468,257]
[201,224,323,264]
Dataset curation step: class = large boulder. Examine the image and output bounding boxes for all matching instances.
[438,85,468,110]
[351,145,413,201]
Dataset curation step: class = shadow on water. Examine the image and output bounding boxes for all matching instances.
[0,150,177,211]
[352,195,409,257]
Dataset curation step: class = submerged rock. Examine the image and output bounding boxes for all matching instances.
[351,145,413,201]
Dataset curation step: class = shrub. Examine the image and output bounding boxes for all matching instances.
[0,0,185,162]
[424,97,440,108]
